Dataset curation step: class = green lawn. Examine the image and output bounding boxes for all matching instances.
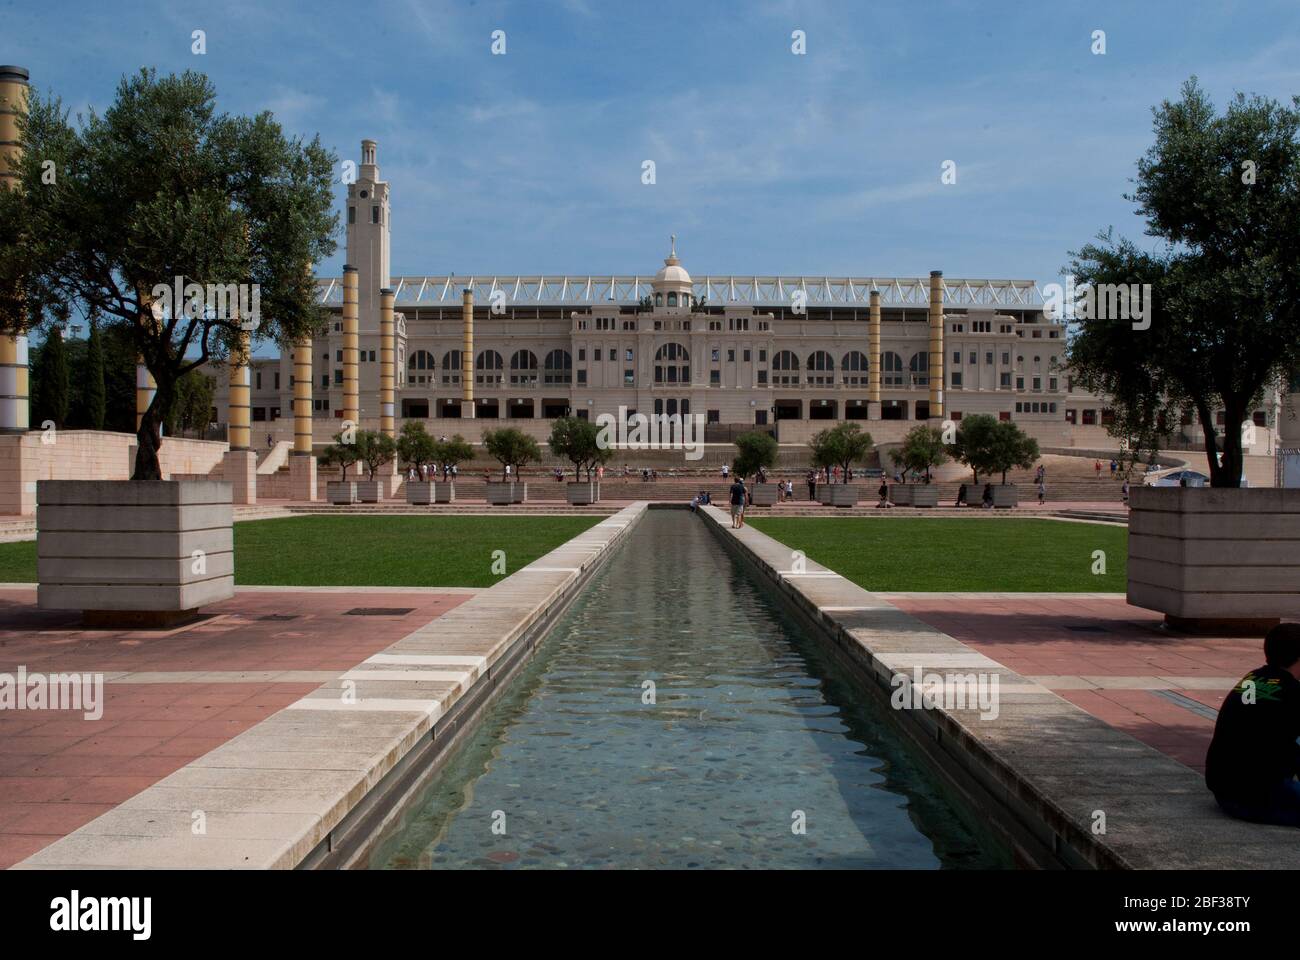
[746,517,1127,592]
[0,516,602,588]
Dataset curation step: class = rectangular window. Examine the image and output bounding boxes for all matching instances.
[1049,377,1058,391]
[710,370,721,385]
[727,349,735,362]
[255,372,262,389]
[708,409,720,423]
[1001,352,1010,365]
[759,349,767,362]
[274,372,280,390]
[578,348,585,361]
[625,348,633,362]
[743,349,751,362]
[1016,376,1025,390]
[951,372,962,387]
[985,352,993,365]
[348,207,356,224]
[577,370,587,384]
[711,349,720,362]
[1032,376,1042,391]
[1000,372,1011,388]
[624,369,634,385]
[321,374,329,388]
[336,350,342,362]
[953,351,961,364]
[371,205,380,224]
[334,370,343,385]
[757,370,768,385]
[969,352,976,365]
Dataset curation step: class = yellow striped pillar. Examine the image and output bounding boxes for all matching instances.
[461,288,474,418]
[227,330,251,450]
[867,288,881,418]
[928,270,944,419]
[0,66,30,433]
[342,265,359,426]
[379,287,395,436]
[293,335,313,455]
[135,358,155,432]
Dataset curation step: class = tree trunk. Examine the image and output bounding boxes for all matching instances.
[1218,401,1246,489]
[131,376,172,481]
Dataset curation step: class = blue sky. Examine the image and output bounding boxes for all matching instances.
[10,0,1300,287]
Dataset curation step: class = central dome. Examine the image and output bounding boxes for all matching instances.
[652,235,692,288]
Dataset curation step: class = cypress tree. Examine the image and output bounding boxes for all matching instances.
[83,315,107,430]
[32,313,71,428]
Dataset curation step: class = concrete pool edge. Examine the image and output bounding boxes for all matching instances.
[698,505,1300,870]
[12,503,649,870]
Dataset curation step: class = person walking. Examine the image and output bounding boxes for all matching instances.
[1037,478,1046,504]
[729,475,747,529]
[1109,458,1118,478]
[1121,478,1130,505]
[955,483,967,507]
[1094,459,1102,480]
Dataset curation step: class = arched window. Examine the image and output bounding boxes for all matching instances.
[509,349,539,385]
[882,351,904,387]
[654,342,690,384]
[441,349,462,384]
[654,293,663,307]
[544,349,572,384]
[476,349,503,385]
[909,351,929,386]
[841,351,869,386]
[667,292,678,306]
[407,350,435,386]
[772,350,800,386]
[806,350,834,385]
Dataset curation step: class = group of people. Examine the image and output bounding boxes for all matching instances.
[405,462,459,482]
[952,483,998,508]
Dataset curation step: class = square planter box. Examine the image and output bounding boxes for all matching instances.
[890,484,914,506]
[36,480,234,624]
[356,480,384,503]
[1128,487,1300,627]
[749,484,779,506]
[566,481,596,505]
[485,481,515,505]
[327,481,357,505]
[992,484,1018,508]
[435,482,456,503]
[405,481,437,505]
[511,481,528,504]
[826,485,860,508]
[908,485,939,508]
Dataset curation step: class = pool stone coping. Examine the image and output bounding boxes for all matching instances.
[13,503,649,870]
[700,505,1300,870]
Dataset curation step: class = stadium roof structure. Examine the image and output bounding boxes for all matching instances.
[314,275,1045,310]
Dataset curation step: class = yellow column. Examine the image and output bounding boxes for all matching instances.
[227,329,251,450]
[293,335,313,454]
[379,287,395,436]
[0,66,29,433]
[135,358,155,431]
[461,288,474,418]
[342,265,359,426]
[868,288,881,410]
[928,270,944,419]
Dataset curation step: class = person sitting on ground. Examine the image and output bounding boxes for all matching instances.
[729,476,747,528]
[690,493,700,512]
[955,483,967,507]
[1206,623,1300,827]
[877,480,891,508]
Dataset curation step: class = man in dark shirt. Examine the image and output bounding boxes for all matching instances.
[1205,623,1300,826]
[729,477,746,529]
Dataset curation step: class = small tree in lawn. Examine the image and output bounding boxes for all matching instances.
[954,414,1000,484]
[397,421,437,478]
[434,434,475,479]
[0,68,337,480]
[732,429,778,480]
[549,416,601,481]
[960,416,1040,485]
[484,427,541,482]
[898,424,950,482]
[809,422,873,482]
[318,433,360,479]
[353,430,397,480]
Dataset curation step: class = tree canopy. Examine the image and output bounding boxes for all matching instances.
[808,422,873,478]
[732,430,778,478]
[484,427,541,481]
[897,424,950,481]
[955,414,1039,485]
[0,68,338,479]
[1065,78,1300,487]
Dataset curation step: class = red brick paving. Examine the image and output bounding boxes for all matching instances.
[0,586,469,868]
[882,593,1262,776]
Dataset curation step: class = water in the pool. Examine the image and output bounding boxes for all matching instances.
[371,509,1005,869]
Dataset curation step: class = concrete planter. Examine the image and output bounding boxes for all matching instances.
[566,481,596,505]
[36,480,234,625]
[992,484,1018,509]
[485,482,515,505]
[511,481,528,504]
[890,484,914,506]
[327,481,357,505]
[435,482,456,503]
[1128,487,1300,628]
[826,485,860,508]
[909,485,939,508]
[749,484,779,506]
[356,480,384,503]
[405,481,437,505]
